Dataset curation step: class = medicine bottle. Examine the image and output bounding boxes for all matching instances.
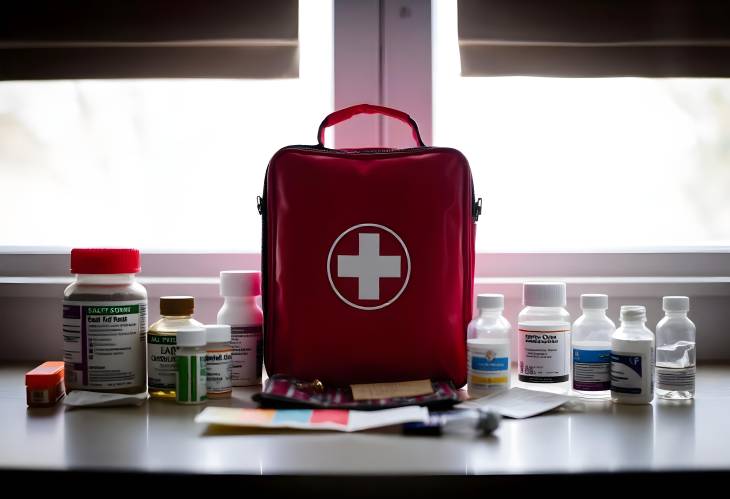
[467,294,511,399]
[610,306,655,405]
[148,296,203,399]
[175,326,207,405]
[63,248,147,394]
[217,271,263,387]
[517,282,571,394]
[656,296,696,400]
[571,294,615,399]
[205,324,233,399]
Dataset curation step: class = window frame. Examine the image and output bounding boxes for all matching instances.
[1,0,729,361]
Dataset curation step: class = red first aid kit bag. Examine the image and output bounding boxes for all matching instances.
[260,104,480,387]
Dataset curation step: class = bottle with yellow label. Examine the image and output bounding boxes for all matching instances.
[467,294,511,399]
[148,296,203,400]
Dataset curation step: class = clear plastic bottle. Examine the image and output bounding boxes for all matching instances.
[656,296,696,400]
[148,296,203,400]
[517,282,571,394]
[571,294,615,399]
[467,294,511,399]
[610,306,654,405]
[217,271,263,387]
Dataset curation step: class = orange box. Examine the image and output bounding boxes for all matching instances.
[25,361,65,407]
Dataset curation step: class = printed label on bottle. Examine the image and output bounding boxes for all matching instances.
[467,341,510,392]
[231,325,263,386]
[206,348,233,393]
[176,352,207,403]
[610,352,647,394]
[148,334,177,391]
[63,300,147,390]
[30,389,50,404]
[517,324,570,383]
[573,349,611,391]
[656,365,696,391]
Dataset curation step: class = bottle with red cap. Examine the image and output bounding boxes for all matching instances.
[217,271,263,387]
[63,248,147,394]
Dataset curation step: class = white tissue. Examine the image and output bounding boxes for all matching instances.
[63,390,148,408]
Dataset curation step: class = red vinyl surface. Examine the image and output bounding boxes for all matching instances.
[263,146,475,387]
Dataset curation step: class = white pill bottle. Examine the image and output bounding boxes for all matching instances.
[610,305,655,404]
[217,271,263,387]
[467,293,511,399]
[571,294,615,399]
[517,282,571,394]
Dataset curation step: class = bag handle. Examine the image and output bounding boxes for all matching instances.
[317,103,426,148]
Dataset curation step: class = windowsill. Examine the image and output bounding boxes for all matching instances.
[1,250,728,361]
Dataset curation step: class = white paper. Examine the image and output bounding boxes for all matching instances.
[64,390,148,408]
[347,406,430,431]
[195,406,429,432]
[457,387,571,419]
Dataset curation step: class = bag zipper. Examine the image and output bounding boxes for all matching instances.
[260,145,481,220]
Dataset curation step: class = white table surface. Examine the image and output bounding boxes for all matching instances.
[2,363,729,475]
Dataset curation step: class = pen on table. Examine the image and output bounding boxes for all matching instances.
[402,409,501,436]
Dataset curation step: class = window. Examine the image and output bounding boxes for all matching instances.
[0,2,332,251]
[433,0,730,251]
[1,1,729,362]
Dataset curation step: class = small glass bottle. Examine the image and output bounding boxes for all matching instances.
[610,306,655,405]
[205,324,233,399]
[148,296,203,400]
[467,294,511,399]
[571,294,615,399]
[175,326,207,405]
[217,271,263,387]
[517,282,571,394]
[656,296,696,400]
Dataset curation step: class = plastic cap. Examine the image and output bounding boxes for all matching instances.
[477,293,504,309]
[620,305,646,321]
[160,296,194,316]
[25,361,64,389]
[176,326,206,347]
[581,294,608,310]
[205,324,231,343]
[70,248,140,274]
[523,282,566,307]
[663,296,690,312]
[220,270,261,297]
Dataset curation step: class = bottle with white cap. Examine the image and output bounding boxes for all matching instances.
[610,306,654,405]
[571,294,615,399]
[466,294,511,399]
[175,326,207,405]
[656,296,696,400]
[517,282,571,393]
[217,271,263,387]
[205,324,233,399]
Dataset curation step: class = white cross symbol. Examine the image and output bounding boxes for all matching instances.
[337,233,401,300]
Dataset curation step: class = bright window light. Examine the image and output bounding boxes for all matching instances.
[433,0,730,251]
[0,2,333,251]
